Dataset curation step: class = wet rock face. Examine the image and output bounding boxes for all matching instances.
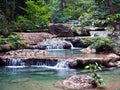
[0,58,5,66]
[65,38,86,47]
[49,24,73,37]
[56,75,97,90]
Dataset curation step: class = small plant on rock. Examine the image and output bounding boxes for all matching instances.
[85,63,104,86]
[83,37,115,52]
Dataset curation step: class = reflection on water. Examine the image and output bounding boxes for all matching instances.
[47,48,82,58]
[0,67,120,90]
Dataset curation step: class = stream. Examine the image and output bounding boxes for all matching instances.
[0,38,120,90]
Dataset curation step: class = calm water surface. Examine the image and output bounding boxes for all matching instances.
[0,67,120,90]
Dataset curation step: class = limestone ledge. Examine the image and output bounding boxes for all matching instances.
[0,49,120,68]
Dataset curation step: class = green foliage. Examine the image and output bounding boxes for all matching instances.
[79,11,106,27]
[106,14,120,23]
[0,33,24,49]
[14,0,51,31]
[0,13,8,31]
[83,37,115,51]
[85,63,104,86]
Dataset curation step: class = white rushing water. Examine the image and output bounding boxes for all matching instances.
[4,58,69,69]
[90,30,112,37]
[37,38,73,50]
[31,60,69,69]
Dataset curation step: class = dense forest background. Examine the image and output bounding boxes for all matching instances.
[0,0,120,32]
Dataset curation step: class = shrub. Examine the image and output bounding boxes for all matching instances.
[83,37,115,52]
[85,63,104,86]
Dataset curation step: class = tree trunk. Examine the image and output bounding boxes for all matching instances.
[11,0,15,21]
[107,0,117,31]
[60,0,64,16]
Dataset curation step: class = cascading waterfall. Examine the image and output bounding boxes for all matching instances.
[54,60,69,69]
[37,38,73,50]
[4,58,69,69]
[4,58,25,66]
[90,30,112,37]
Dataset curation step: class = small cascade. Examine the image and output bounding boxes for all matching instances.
[66,41,74,49]
[37,38,73,50]
[90,30,112,37]
[4,58,25,67]
[54,60,69,69]
[31,60,69,69]
[3,58,69,69]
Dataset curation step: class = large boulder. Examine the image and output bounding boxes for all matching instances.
[49,24,73,37]
[19,32,55,45]
[55,75,97,90]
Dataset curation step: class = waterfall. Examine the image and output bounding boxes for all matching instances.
[4,58,25,68]
[4,58,69,69]
[54,60,69,69]
[32,60,69,69]
[90,31,112,37]
[37,38,73,50]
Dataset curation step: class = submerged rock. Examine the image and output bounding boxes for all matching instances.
[11,78,30,83]
[55,75,97,90]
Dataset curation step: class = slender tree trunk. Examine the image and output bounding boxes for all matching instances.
[11,0,15,21]
[107,0,117,31]
[60,0,64,16]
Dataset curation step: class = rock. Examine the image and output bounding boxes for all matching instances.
[62,41,72,49]
[65,38,86,47]
[69,60,78,68]
[55,75,97,90]
[49,24,73,37]
[72,53,120,68]
[0,58,6,66]
[73,29,90,36]
[105,61,117,67]
[27,44,46,50]
[1,49,49,60]
[19,32,55,45]
[31,38,72,49]
[11,78,30,83]
[80,46,96,54]
[0,43,13,52]
[104,53,120,61]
